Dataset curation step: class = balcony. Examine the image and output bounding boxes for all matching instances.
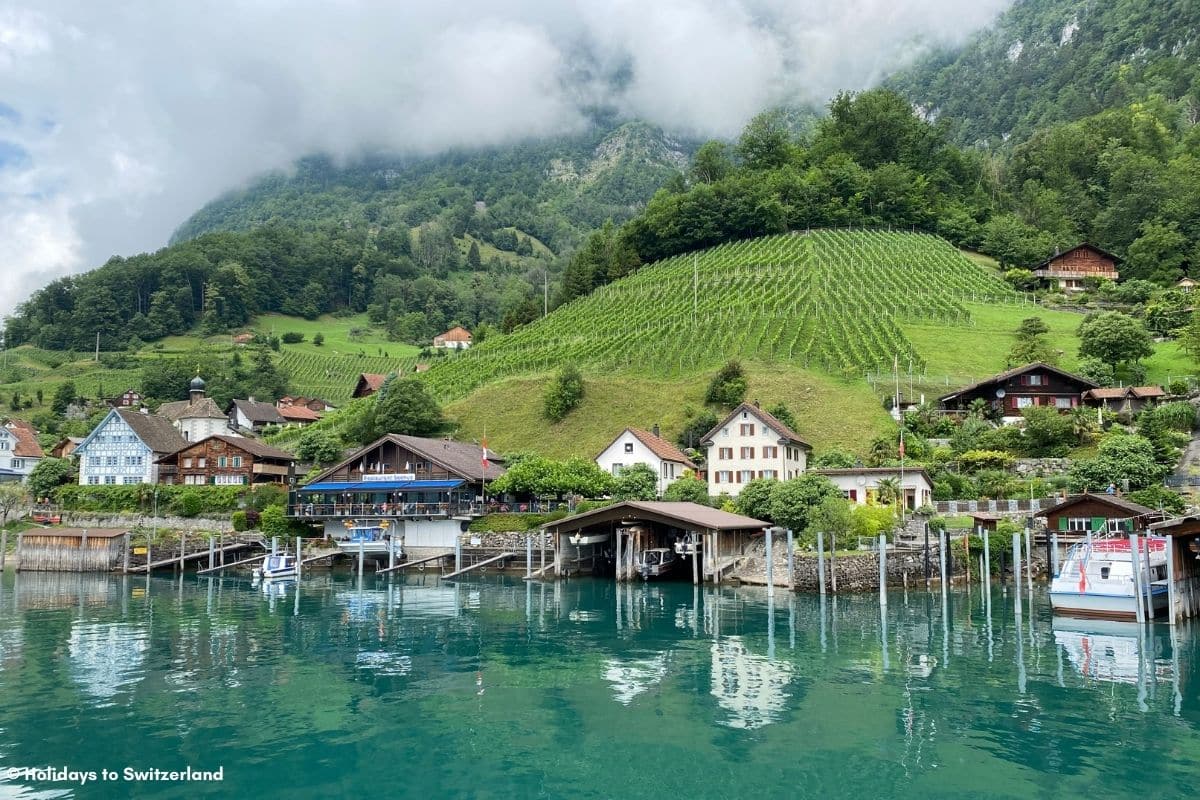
[288,501,481,520]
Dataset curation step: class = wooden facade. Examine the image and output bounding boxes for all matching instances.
[1032,244,1120,291]
[1148,516,1200,623]
[1035,494,1162,534]
[157,435,295,486]
[939,363,1097,420]
[16,528,128,572]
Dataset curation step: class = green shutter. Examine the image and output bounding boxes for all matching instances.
[1091,517,1105,532]
[1123,518,1133,532]
[1058,517,1068,531]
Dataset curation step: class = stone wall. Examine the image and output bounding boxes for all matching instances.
[62,511,234,533]
[1014,458,1070,476]
[460,530,553,550]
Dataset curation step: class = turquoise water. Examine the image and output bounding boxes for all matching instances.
[1,570,1198,799]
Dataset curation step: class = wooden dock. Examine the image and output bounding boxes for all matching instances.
[375,552,452,575]
[524,563,556,581]
[442,552,514,580]
[133,541,252,573]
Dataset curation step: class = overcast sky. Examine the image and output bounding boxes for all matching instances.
[0,0,1013,319]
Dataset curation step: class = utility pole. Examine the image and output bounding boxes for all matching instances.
[543,269,548,318]
[693,254,698,326]
[95,331,100,362]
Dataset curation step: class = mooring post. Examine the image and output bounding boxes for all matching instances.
[1024,526,1034,594]
[982,528,991,614]
[1,528,8,571]
[122,532,130,573]
[358,539,365,577]
[786,528,795,592]
[540,533,546,572]
[938,529,947,591]
[80,529,88,573]
[526,534,533,579]
[1167,538,1178,626]
[878,533,887,607]
[296,536,303,580]
[1012,527,1023,616]
[1129,533,1146,626]
[208,536,215,571]
[455,536,462,574]
[923,521,931,587]
[817,532,826,596]
[388,534,395,572]
[219,531,225,567]
[1141,536,1154,624]
[272,536,278,557]
[765,527,775,598]
[179,532,186,573]
[1050,531,1059,576]
[615,529,623,584]
[691,533,699,585]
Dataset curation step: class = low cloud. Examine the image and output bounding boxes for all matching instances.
[0,0,1012,318]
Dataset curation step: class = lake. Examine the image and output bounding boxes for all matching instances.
[0,570,1197,799]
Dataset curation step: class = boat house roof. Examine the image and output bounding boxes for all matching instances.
[545,501,768,535]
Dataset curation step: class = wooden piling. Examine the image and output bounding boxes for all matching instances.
[179,532,186,573]
[80,530,87,572]
[208,536,215,571]
[1050,531,1059,575]
[786,528,795,592]
[526,534,533,579]
[455,537,462,574]
[1012,528,1022,614]
[765,527,775,598]
[296,536,303,580]
[691,533,699,585]
[219,532,225,566]
[817,532,826,596]
[1,528,8,571]
[388,534,395,572]
[878,533,887,606]
[982,528,992,614]
[1024,526,1033,594]
[1129,533,1145,626]
[615,528,623,584]
[938,529,947,589]
[122,532,130,573]
[358,539,365,576]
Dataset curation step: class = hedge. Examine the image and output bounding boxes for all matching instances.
[468,511,570,532]
[58,484,247,515]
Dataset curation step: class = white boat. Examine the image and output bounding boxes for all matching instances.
[569,532,610,546]
[253,553,298,580]
[637,547,680,580]
[336,522,401,557]
[1049,536,1168,619]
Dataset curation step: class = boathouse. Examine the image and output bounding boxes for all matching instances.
[1035,493,1163,534]
[15,528,128,572]
[544,501,768,582]
[1146,515,1200,624]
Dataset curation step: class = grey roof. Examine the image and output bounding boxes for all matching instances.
[179,397,226,420]
[115,409,187,455]
[162,434,295,462]
[230,399,285,425]
[547,501,769,533]
[938,362,1098,403]
[156,400,189,421]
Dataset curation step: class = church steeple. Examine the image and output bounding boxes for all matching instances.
[189,374,206,403]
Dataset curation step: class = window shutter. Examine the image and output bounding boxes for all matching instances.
[1058,517,1068,531]
[1090,517,1105,532]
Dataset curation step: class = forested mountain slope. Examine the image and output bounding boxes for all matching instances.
[889,0,1200,146]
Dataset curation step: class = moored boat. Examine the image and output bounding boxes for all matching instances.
[1049,536,1168,619]
[335,520,401,558]
[637,547,679,580]
[253,553,298,580]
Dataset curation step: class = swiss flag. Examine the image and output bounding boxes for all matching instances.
[481,437,489,472]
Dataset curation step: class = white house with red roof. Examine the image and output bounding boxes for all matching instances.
[700,403,811,497]
[0,419,44,483]
[595,425,697,497]
[432,326,473,350]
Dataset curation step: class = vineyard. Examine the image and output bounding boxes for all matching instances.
[275,351,419,404]
[423,230,1021,400]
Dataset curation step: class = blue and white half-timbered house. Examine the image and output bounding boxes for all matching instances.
[76,408,186,486]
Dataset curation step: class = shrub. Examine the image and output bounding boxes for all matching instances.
[313,332,325,347]
[704,360,747,407]
[612,463,658,501]
[1168,380,1189,396]
[1150,401,1196,432]
[57,485,245,515]
[245,509,261,529]
[663,476,710,504]
[543,365,585,422]
[958,449,1015,473]
[281,332,305,344]
[175,490,204,518]
[231,511,249,532]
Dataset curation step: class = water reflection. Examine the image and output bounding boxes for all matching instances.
[67,622,147,700]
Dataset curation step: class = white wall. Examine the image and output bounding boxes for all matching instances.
[0,428,39,481]
[820,471,932,508]
[595,430,684,496]
[705,409,807,497]
[179,416,230,442]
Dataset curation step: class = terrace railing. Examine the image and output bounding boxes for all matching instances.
[289,502,480,519]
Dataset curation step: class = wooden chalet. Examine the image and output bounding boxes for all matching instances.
[1035,493,1164,535]
[278,396,333,413]
[49,437,84,459]
[157,435,296,486]
[352,373,389,398]
[1032,244,1120,291]
[289,434,505,522]
[433,325,472,349]
[277,404,320,426]
[938,362,1097,423]
[106,389,143,408]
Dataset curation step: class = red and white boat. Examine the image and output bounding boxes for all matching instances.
[1049,535,1168,619]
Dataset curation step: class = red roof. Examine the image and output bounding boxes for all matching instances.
[4,420,43,458]
[435,326,472,342]
[278,405,320,421]
[353,373,388,397]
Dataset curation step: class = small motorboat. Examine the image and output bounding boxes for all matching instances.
[254,553,298,580]
[570,532,610,546]
[637,547,679,580]
[1050,535,1168,619]
[336,521,400,557]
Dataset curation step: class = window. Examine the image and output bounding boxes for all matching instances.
[714,470,732,484]
[123,477,140,485]
[218,456,227,468]
[232,456,242,467]
[843,489,858,501]
[718,447,733,460]
[738,470,755,483]
[87,476,99,485]
[611,463,623,475]
[105,456,118,466]
[1066,518,1091,532]
[198,458,206,468]
[760,469,777,479]
[1100,566,1111,580]
[104,476,116,485]
[183,458,193,468]
[0,441,7,451]
[624,442,634,453]
[740,447,755,459]
[1015,397,1035,409]
[10,459,22,469]
[1055,397,1074,409]
[739,423,755,436]
[762,446,778,459]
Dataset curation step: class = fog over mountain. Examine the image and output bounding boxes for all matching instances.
[0,0,1012,319]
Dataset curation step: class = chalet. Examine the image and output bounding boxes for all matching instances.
[75,408,186,485]
[352,373,388,398]
[1176,277,1197,293]
[0,419,43,483]
[277,404,320,426]
[938,363,1097,424]
[290,434,505,544]
[700,403,810,498]
[106,389,143,408]
[228,398,285,432]
[1081,385,1167,417]
[1032,244,1120,292]
[811,467,933,511]
[433,326,472,350]
[157,435,296,486]
[1035,493,1163,535]
[157,376,234,442]
[595,425,697,497]
[278,396,333,413]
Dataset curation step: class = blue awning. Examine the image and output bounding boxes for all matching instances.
[298,479,466,493]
